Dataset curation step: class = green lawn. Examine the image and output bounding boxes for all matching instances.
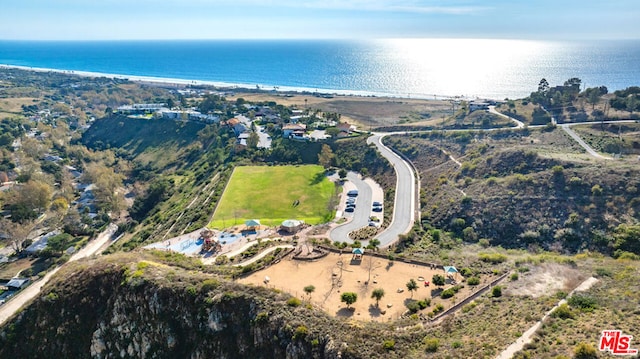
[209,165,337,228]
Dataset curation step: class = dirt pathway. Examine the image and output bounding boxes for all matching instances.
[233,245,294,267]
[495,276,598,359]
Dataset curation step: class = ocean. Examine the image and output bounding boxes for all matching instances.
[1,39,639,100]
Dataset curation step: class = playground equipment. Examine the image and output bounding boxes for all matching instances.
[200,229,221,253]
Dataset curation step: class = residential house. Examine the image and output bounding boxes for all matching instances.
[283,123,307,139]
[117,103,167,115]
[336,122,356,137]
[469,101,490,112]
[6,278,30,290]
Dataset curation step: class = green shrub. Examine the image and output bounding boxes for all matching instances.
[440,285,462,299]
[424,338,440,353]
[573,342,598,359]
[433,303,444,315]
[568,294,597,312]
[594,268,612,277]
[552,303,575,319]
[293,325,308,340]
[492,286,502,297]
[479,253,508,264]
[406,300,420,313]
[510,273,519,281]
[201,278,220,292]
[186,286,198,296]
[441,288,456,299]
[467,277,480,285]
[452,341,463,349]
[459,267,473,277]
[255,312,269,323]
[432,274,446,286]
[287,297,302,307]
[382,340,395,351]
[417,298,431,309]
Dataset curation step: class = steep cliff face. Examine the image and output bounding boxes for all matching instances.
[0,255,355,359]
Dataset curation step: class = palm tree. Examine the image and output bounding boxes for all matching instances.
[371,288,385,308]
[406,279,418,298]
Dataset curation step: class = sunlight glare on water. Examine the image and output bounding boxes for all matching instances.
[370,38,558,99]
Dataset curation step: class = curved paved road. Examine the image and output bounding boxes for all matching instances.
[488,106,525,128]
[329,171,374,243]
[561,124,612,160]
[367,133,416,248]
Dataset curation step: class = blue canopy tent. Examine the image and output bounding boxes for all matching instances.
[443,266,459,280]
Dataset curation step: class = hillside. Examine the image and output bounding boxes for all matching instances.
[0,252,423,359]
[2,249,639,359]
[386,128,640,257]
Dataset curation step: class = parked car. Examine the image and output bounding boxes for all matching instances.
[372,205,383,212]
[373,201,382,206]
[347,190,359,197]
[345,207,355,212]
[346,197,356,204]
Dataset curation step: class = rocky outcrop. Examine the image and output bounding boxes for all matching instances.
[0,256,355,359]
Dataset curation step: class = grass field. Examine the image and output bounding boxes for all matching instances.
[209,165,337,228]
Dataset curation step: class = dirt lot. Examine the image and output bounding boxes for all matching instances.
[505,263,586,298]
[238,252,489,322]
[227,91,451,128]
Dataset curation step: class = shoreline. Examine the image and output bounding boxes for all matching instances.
[0,63,482,102]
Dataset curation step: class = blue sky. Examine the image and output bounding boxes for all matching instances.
[1,0,638,40]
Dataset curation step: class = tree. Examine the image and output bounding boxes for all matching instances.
[47,233,73,253]
[303,285,315,301]
[537,78,550,94]
[0,218,36,253]
[83,162,125,212]
[585,88,602,110]
[340,292,358,309]
[406,278,418,298]
[371,288,385,308]
[166,98,175,109]
[564,77,582,91]
[367,238,380,251]
[338,168,347,180]
[318,144,334,169]
[432,274,446,287]
[19,180,53,213]
[247,131,260,149]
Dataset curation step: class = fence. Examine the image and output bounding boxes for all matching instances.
[315,244,443,270]
[428,271,510,324]
[233,247,296,279]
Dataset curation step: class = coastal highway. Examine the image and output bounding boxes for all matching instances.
[366,133,416,248]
